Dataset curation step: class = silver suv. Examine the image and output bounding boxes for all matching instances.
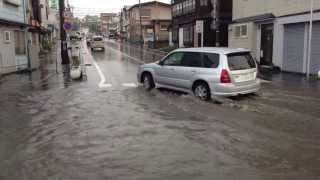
[137,48,261,101]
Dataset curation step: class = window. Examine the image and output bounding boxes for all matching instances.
[202,53,220,68]
[162,52,184,66]
[200,0,207,6]
[183,26,193,45]
[141,9,151,17]
[191,0,195,10]
[4,31,11,43]
[160,24,168,31]
[14,31,26,55]
[181,52,202,67]
[227,52,256,71]
[241,25,247,37]
[93,37,103,41]
[234,24,248,38]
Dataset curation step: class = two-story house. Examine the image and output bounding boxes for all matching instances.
[171,0,232,48]
[229,0,320,75]
[0,0,29,74]
[127,1,172,45]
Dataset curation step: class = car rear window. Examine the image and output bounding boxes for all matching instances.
[202,53,219,68]
[227,52,256,71]
[93,37,103,41]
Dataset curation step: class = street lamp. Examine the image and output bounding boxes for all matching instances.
[307,0,314,79]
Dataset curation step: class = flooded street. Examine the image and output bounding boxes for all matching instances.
[0,41,320,180]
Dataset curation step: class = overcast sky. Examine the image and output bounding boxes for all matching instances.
[69,0,171,17]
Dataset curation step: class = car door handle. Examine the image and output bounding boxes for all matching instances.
[191,70,196,73]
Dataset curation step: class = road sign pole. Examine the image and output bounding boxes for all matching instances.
[307,0,314,79]
[59,0,70,65]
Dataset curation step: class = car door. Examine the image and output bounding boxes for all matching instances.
[155,52,184,86]
[174,52,203,89]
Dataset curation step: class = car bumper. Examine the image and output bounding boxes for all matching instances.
[211,79,261,97]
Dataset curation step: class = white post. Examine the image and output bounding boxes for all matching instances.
[307,0,314,79]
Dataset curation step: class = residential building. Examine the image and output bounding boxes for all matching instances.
[229,0,320,74]
[119,6,130,40]
[100,13,119,37]
[127,1,172,45]
[171,0,232,48]
[0,0,29,74]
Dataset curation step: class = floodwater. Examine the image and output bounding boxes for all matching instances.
[0,40,320,180]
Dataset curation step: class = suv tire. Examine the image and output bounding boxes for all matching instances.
[193,82,211,101]
[142,73,155,91]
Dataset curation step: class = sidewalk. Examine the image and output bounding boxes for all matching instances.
[0,46,62,91]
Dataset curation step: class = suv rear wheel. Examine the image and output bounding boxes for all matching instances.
[142,73,155,91]
[193,82,211,101]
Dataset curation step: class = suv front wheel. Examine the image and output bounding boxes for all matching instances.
[142,73,155,91]
[193,82,211,101]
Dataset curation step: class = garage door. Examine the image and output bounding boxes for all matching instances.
[311,22,320,74]
[283,23,305,73]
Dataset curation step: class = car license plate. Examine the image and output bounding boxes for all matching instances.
[234,73,254,82]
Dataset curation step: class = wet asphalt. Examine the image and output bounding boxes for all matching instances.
[0,40,320,180]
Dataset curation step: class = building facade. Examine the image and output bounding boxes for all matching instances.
[127,1,172,45]
[100,13,119,37]
[229,0,320,74]
[171,0,232,48]
[0,0,29,74]
[119,6,130,41]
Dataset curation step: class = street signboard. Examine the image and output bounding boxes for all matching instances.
[63,22,73,31]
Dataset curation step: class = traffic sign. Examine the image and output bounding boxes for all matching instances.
[63,22,73,31]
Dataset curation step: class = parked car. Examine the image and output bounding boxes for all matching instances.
[90,36,105,51]
[137,48,261,101]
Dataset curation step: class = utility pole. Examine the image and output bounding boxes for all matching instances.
[307,0,314,79]
[139,0,143,46]
[59,0,70,65]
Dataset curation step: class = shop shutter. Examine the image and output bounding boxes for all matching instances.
[283,23,305,73]
[310,22,320,74]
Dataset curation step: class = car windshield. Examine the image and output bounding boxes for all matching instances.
[227,52,256,70]
[93,37,103,41]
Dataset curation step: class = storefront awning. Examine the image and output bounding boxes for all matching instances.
[232,13,275,24]
[0,18,29,28]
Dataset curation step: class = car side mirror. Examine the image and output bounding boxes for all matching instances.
[158,61,164,66]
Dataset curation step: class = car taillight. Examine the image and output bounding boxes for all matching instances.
[220,69,231,83]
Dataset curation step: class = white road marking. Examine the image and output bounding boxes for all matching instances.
[122,83,138,87]
[92,59,112,88]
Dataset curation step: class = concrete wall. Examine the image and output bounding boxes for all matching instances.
[0,27,18,74]
[273,11,320,69]
[230,0,320,64]
[233,0,320,20]
[228,22,258,57]
[0,0,26,23]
